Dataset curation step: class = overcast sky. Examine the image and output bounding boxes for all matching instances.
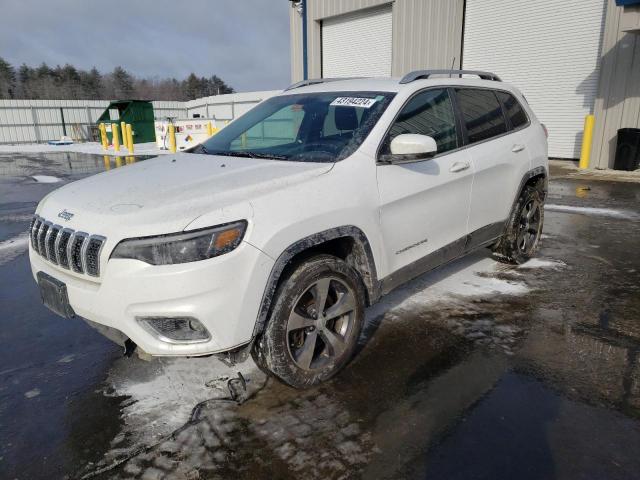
[0,0,292,92]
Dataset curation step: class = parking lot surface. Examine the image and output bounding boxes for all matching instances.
[1,153,639,479]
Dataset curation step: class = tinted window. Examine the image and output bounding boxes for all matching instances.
[455,88,507,144]
[382,88,458,155]
[496,91,528,129]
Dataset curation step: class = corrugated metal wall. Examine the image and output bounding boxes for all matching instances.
[0,100,185,144]
[184,90,280,122]
[463,0,607,159]
[322,5,394,77]
[592,1,640,168]
[0,92,279,145]
[290,0,463,82]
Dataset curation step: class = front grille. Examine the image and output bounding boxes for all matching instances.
[30,215,106,277]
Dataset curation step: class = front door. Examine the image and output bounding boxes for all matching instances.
[376,88,474,278]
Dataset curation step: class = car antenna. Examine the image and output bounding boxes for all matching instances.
[449,57,456,77]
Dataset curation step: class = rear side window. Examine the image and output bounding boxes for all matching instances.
[496,91,528,129]
[455,88,507,144]
[381,88,458,155]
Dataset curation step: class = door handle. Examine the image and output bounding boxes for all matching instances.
[512,144,526,153]
[449,162,470,173]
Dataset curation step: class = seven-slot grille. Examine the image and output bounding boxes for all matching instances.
[30,215,106,277]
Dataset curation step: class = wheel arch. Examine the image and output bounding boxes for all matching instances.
[509,166,548,218]
[252,226,380,339]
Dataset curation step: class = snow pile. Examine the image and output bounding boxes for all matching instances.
[31,175,61,183]
[383,253,530,314]
[519,258,566,269]
[0,232,30,266]
[105,356,264,449]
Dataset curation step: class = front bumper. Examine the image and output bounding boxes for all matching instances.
[29,241,274,356]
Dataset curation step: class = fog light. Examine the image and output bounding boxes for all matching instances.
[137,316,211,344]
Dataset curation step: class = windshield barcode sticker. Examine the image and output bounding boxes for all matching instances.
[330,97,378,108]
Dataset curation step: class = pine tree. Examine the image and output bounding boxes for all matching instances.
[17,64,33,98]
[111,66,134,99]
[0,57,16,99]
[80,67,103,99]
[0,59,233,101]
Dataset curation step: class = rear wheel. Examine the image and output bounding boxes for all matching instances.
[494,184,545,264]
[251,255,365,389]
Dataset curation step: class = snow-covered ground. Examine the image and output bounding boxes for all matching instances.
[0,141,169,157]
[102,251,563,449]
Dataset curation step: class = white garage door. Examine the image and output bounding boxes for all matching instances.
[322,6,393,78]
[463,0,606,158]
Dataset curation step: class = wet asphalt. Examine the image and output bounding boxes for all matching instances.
[0,152,639,480]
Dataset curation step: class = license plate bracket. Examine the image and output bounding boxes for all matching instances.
[37,271,75,319]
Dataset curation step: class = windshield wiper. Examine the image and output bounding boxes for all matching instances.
[191,147,288,161]
[240,151,289,161]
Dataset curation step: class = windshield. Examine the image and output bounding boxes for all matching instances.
[189,91,396,163]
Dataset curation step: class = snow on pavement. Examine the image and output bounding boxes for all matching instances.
[104,250,563,452]
[546,204,639,220]
[0,232,30,267]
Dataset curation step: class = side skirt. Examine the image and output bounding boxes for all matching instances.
[379,221,505,296]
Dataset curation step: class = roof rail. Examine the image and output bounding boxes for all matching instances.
[399,70,502,84]
[284,77,363,91]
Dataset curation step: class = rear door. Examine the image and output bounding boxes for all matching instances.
[376,88,474,276]
[453,88,530,244]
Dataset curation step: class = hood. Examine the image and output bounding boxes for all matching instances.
[37,153,333,237]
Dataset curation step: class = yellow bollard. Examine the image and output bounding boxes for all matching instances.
[579,114,595,169]
[126,155,135,165]
[126,124,134,153]
[99,124,108,150]
[207,122,213,136]
[241,132,247,148]
[111,123,120,152]
[103,155,111,170]
[115,156,123,168]
[120,121,127,146]
[168,123,177,153]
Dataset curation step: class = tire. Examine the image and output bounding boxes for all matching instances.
[251,254,365,389]
[494,183,545,264]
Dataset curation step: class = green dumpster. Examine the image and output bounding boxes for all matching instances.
[97,100,155,144]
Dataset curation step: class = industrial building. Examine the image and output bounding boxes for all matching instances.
[290,0,640,169]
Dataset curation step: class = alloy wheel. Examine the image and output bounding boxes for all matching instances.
[517,199,542,253]
[286,277,356,371]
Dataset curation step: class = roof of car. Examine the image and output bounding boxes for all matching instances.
[281,72,518,95]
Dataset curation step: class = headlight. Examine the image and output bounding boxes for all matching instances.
[111,220,247,265]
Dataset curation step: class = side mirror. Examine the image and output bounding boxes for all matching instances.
[383,134,438,164]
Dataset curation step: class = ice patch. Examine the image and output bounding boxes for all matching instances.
[24,388,40,399]
[0,232,30,266]
[519,258,566,269]
[546,204,638,220]
[57,354,75,364]
[31,175,61,183]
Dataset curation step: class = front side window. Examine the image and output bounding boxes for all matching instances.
[455,88,507,144]
[191,91,395,163]
[380,88,458,156]
[496,91,528,129]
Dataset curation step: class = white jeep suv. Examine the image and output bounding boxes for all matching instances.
[29,71,547,388]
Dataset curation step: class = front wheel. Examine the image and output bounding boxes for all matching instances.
[494,184,545,264]
[251,255,365,389]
